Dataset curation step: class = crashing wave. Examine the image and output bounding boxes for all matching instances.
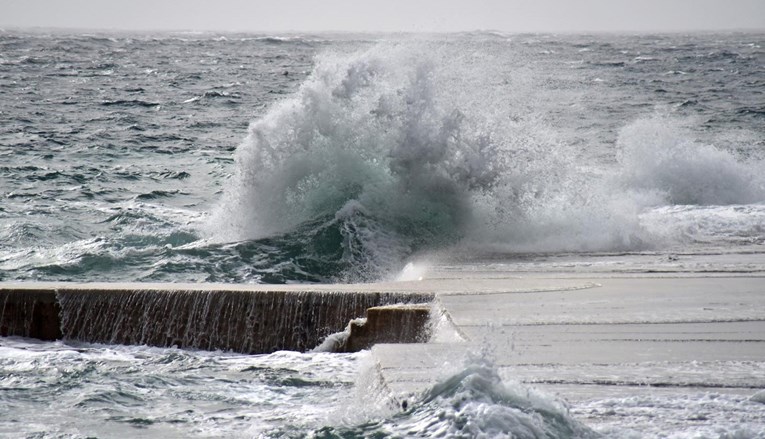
[206,44,765,282]
[320,360,600,438]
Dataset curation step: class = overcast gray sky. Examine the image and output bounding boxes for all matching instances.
[1,0,764,33]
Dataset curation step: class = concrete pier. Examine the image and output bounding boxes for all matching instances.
[370,271,765,405]
[2,262,764,407]
[0,282,433,353]
[342,304,432,352]
[0,288,61,340]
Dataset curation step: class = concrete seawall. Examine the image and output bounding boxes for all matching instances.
[0,283,434,353]
[0,288,61,341]
[4,267,764,433]
[368,273,765,407]
[4,272,764,405]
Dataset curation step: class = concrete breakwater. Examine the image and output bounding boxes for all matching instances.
[0,283,434,353]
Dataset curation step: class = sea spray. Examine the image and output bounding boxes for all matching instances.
[2,31,765,437]
[204,42,765,282]
[207,43,631,280]
[615,114,765,248]
[319,322,599,438]
[1,32,763,285]
[207,45,500,280]
[321,355,600,438]
[616,113,765,206]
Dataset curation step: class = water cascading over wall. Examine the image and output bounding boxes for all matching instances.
[0,286,433,353]
[0,288,62,341]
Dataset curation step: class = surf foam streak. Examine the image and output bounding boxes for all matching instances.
[208,44,765,281]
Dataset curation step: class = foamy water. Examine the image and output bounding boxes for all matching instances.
[1,30,764,437]
[2,337,764,438]
[2,31,763,283]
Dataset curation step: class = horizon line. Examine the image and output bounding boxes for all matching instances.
[3,25,765,36]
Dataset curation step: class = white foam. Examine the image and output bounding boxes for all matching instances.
[617,114,765,206]
[395,261,428,281]
[205,43,765,279]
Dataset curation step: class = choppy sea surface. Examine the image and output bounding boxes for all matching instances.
[1,30,764,437]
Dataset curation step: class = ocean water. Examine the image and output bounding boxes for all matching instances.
[1,30,765,437]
